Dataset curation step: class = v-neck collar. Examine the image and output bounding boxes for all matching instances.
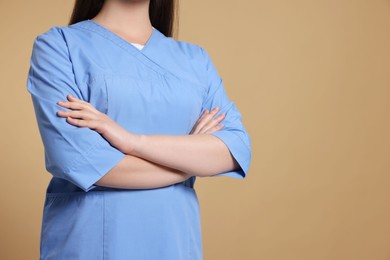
[74,19,168,76]
[85,19,158,54]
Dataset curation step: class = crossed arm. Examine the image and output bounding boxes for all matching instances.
[28,32,250,192]
[94,134,239,190]
[57,94,240,190]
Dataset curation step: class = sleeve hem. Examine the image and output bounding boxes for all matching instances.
[209,130,251,178]
[64,137,126,192]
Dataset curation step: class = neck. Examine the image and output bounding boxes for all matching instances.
[92,0,153,42]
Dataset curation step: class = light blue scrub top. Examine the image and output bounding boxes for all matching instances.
[27,19,252,260]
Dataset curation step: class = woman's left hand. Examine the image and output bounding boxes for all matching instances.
[56,94,139,154]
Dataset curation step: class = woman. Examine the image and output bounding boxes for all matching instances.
[27,0,252,259]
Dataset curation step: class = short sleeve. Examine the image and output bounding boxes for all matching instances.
[199,46,252,178]
[26,27,126,192]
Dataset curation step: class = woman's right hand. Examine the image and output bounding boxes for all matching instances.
[189,107,226,135]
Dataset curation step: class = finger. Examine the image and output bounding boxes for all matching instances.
[200,112,224,132]
[191,109,210,132]
[67,94,91,105]
[197,123,224,135]
[191,112,225,135]
[197,110,210,123]
[212,112,226,124]
[57,100,89,111]
[65,116,89,127]
[66,116,103,131]
[190,107,220,135]
[200,109,210,118]
[202,122,225,134]
[195,107,220,131]
[200,112,225,132]
[68,95,96,109]
[192,108,221,134]
[207,124,224,134]
[57,109,89,120]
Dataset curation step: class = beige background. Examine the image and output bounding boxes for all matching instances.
[1,0,390,259]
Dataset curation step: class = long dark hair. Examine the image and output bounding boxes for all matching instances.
[68,0,179,38]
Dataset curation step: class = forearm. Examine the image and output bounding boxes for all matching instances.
[94,154,192,189]
[129,133,239,177]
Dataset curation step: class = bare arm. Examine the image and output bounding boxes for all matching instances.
[99,106,240,178]
[94,154,192,189]
[129,133,240,177]
[89,131,229,189]
[93,132,238,189]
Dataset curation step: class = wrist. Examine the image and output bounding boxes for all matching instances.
[125,132,143,155]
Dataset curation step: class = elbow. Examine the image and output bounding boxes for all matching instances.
[196,154,241,178]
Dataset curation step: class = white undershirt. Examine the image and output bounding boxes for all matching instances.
[129,27,155,50]
[129,42,144,50]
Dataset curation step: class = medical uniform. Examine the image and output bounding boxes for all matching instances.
[26,19,252,260]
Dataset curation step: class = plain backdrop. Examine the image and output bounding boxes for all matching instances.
[1,0,390,259]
